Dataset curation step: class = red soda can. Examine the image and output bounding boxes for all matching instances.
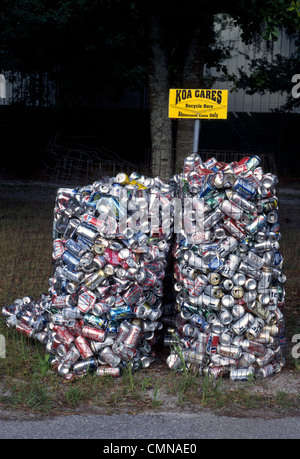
[56,326,75,347]
[77,287,97,313]
[223,217,246,240]
[104,248,121,265]
[123,324,141,349]
[123,284,143,306]
[206,332,219,355]
[75,336,93,359]
[53,239,65,260]
[189,274,208,297]
[16,322,34,338]
[81,325,105,342]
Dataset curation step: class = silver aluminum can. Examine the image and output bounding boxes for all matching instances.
[219,309,233,325]
[221,294,235,308]
[219,331,232,346]
[229,367,254,381]
[244,278,257,291]
[231,312,255,335]
[218,344,242,359]
[123,324,141,349]
[232,272,246,286]
[232,304,245,318]
[245,317,265,340]
[221,254,240,278]
[99,346,121,367]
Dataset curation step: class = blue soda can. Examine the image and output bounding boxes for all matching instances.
[61,250,81,271]
[232,178,256,200]
[108,305,132,321]
[65,239,88,258]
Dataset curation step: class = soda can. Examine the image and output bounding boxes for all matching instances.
[123,284,143,306]
[113,342,137,360]
[221,294,235,308]
[99,346,121,367]
[108,305,132,322]
[256,348,275,367]
[123,324,141,349]
[219,309,233,325]
[218,344,242,359]
[229,367,254,381]
[75,336,93,359]
[189,314,210,333]
[85,269,106,290]
[221,254,240,278]
[64,238,88,259]
[206,332,219,354]
[76,223,99,242]
[231,286,244,299]
[226,190,256,213]
[231,313,255,335]
[223,217,246,240]
[207,272,221,285]
[232,272,246,286]
[183,349,209,365]
[61,251,81,271]
[220,200,243,221]
[203,366,228,380]
[77,287,97,313]
[219,331,232,346]
[96,367,121,378]
[232,178,256,200]
[245,317,265,340]
[245,215,266,235]
[53,239,65,260]
[81,325,106,342]
[61,346,81,369]
[232,304,245,318]
[73,357,99,374]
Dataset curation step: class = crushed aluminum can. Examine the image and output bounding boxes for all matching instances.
[167,153,286,380]
[2,170,176,379]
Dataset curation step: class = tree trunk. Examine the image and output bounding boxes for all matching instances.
[148,14,173,181]
[175,31,205,172]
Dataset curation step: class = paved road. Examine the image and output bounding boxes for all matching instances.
[1,411,300,440]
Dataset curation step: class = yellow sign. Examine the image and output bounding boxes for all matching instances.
[168,88,228,119]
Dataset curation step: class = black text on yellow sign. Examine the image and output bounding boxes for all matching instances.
[168,88,228,119]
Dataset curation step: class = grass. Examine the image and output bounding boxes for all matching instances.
[0,181,300,415]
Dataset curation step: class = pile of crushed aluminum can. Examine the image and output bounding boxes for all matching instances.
[165,153,286,381]
[2,172,175,379]
[2,153,286,381]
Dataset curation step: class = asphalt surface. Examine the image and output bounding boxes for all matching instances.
[1,411,300,440]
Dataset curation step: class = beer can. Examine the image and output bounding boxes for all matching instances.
[81,325,106,342]
[75,336,93,359]
[230,367,254,381]
[96,367,121,378]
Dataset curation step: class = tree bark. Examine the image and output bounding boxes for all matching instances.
[148,14,173,181]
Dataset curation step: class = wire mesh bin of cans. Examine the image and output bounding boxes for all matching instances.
[164,153,286,381]
[2,172,175,379]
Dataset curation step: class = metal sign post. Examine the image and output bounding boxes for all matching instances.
[193,119,200,153]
